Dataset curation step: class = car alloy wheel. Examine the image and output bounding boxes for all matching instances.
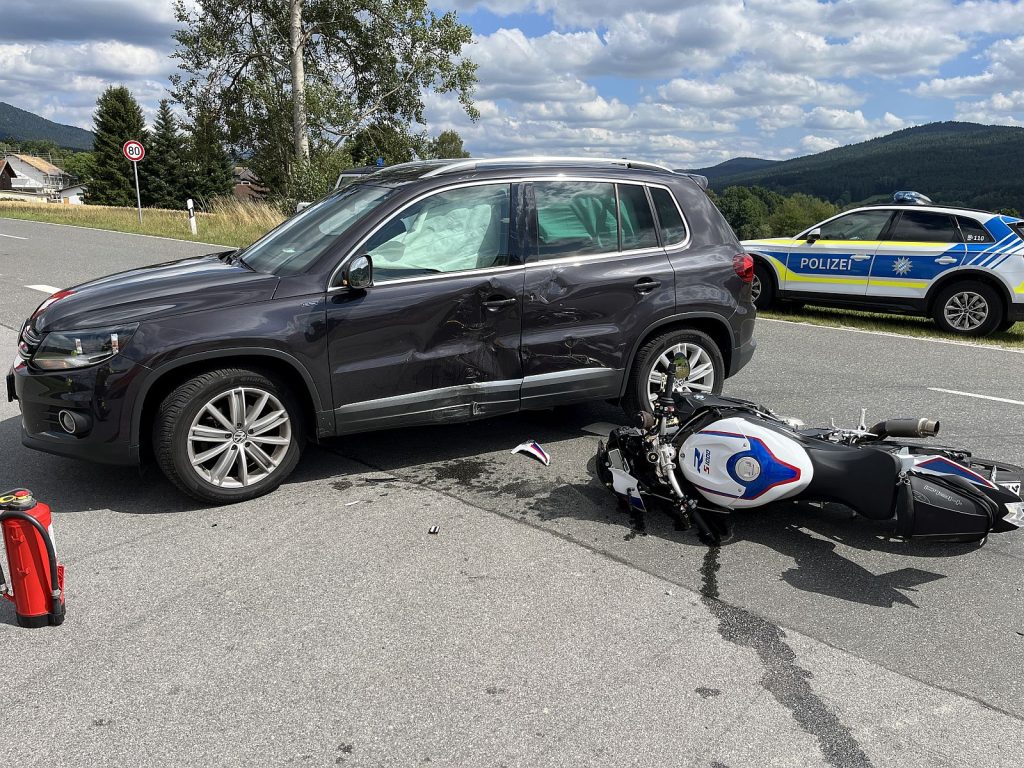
[943,291,990,332]
[750,273,762,303]
[645,342,716,409]
[187,386,293,488]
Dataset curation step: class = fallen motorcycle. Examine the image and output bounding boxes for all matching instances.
[596,354,1024,546]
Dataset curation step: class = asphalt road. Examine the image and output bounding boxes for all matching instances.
[2,218,1023,767]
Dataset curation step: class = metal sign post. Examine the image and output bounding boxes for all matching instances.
[122,140,145,224]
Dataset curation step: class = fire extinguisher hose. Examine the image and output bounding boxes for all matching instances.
[0,510,64,620]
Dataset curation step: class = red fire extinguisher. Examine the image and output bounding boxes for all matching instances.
[1,488,65,628]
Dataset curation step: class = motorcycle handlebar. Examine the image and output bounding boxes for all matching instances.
[869,418,940,439]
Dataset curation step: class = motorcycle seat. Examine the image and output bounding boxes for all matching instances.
[802,442,901,520]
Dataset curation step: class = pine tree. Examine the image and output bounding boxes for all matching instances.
[146,100,187,209]
[183,107,235,208]
[86,86,148,206]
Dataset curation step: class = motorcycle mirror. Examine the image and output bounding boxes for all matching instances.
[673,352,690,382]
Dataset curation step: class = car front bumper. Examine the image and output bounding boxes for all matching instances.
[8,355,146,466]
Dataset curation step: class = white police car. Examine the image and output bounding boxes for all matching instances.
[743,192,1024,336]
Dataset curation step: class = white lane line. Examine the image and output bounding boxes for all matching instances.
[761,317,1024,355]
[0,232,27,240]
[0,216,230,248]
[928,387,1024,406]
[26,284,60,294]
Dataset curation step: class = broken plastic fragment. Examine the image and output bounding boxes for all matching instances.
[428,525,440,535]
[511,440,550,466]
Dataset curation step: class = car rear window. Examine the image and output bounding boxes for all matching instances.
[649,187,687,245]
[957,216,995,244]
[534,181,619,258]
[887,211,958,243]
[617,184,659,250]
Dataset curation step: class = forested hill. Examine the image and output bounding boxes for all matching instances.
[704,122,1024,211]
[686,156,780,181]
[0,102,94,150]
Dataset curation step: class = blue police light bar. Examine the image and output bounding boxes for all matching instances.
[893,191,932,205]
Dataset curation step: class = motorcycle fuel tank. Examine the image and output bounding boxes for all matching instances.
[680,417,814,509]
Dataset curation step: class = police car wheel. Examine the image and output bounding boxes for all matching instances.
[623,328,724,418]
[751,262,776,310]
[154,368,305,504]
[933,281,1002,337]
[996,317,1017,333]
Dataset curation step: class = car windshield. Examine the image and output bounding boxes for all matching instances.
[239,183,396,275]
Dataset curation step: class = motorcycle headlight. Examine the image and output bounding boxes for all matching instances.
[32,324,138,370]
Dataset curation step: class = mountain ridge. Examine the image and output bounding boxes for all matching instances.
[694,122,1024,211]
[0,102,94,150]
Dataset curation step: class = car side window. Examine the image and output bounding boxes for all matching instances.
[957,216,994,244]
[817,210,892,241]
[649,187,688,245]
[533,181,618,259]
[618,184,659,250]
[362,184,511,282]
[887,211,958,243]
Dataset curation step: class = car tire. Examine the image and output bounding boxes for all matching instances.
[622,328,724,419]
[996,317,1017,333]
[154,368,305,504]
[751,261,777,310]
[932,281,1003,336]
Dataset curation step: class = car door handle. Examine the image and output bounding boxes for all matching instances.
[935,256,958,265]
[482,295,517,310]
[850,254,871,261]
[634,278,661,294]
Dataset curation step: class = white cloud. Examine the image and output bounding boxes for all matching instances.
[954,90,1024,126]
[916,35,1024,97]
[800,135,841,153]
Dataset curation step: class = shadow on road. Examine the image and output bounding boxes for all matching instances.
[1,402,957,610]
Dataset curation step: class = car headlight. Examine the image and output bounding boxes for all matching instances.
[32,324,139,370]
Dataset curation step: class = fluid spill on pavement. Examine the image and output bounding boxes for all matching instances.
[700,547,873,768]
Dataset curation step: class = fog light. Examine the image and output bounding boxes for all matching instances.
[57,409,91,435]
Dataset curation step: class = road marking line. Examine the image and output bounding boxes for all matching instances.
[0,216,230,248]
[928,387,1024,406]
[0,232,27,240]
[761,318,1024,355]
[26,284,60,294]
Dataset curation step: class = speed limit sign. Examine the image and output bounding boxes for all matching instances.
[122,140,145,162]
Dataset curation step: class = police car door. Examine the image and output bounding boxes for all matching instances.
[868,210,963,301]
[784,209,894,297]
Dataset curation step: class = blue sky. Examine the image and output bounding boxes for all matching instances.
[1,1,1021,167]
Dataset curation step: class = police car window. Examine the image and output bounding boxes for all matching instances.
[618,184,659,250]
[363,184,512,282]
[957,217,994,244]
[533,181,619,259]
[817,210,892,241]
[887,211,957,243]
[649,187,688,245]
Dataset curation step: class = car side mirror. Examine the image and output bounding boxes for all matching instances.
[342,255,373,290]
[805,227,821,244]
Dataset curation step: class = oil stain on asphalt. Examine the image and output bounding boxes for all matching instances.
[700,547,874,768]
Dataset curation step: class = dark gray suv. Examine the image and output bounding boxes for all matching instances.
[10,157,756,502]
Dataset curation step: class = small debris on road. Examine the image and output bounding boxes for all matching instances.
[511,440,551,466]
[428,525,440,535]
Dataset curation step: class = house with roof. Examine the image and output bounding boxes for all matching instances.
[2,154,69,194]
[0,158,16,191]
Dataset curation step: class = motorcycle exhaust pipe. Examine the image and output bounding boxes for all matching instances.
[869,418,940,439]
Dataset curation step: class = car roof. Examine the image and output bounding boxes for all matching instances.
[360,156,708,188]
[854,202,1016,220]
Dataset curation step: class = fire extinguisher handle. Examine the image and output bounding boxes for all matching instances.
[0,511,61,597]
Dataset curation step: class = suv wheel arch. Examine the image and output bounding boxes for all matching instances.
[925,270,1011,321]
[619,313,735,398]
[132,349,326,461]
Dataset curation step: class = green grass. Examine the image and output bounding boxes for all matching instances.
[0,197,284,248]
[761,305,1024,349]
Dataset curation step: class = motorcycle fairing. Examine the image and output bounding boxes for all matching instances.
[907,455,998,489]
[679,417,814,509]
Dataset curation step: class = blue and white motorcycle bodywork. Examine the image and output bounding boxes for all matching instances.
[596,359,1024,546]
